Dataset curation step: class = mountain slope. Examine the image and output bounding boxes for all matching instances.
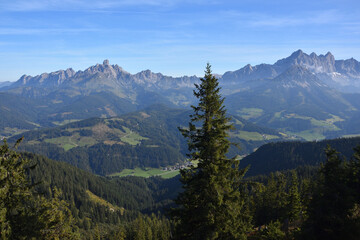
[240,136,360,176]
[0,92,47,136]
[11,106,187,175]
[22,151,181,236]
[9,105,287,175]
[225,66,358,140]
[0,81,12,89]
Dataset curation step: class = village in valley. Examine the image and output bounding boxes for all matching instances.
[162,161,193,171]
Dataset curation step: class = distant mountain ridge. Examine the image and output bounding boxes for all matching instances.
[0,81,13,89]
[7,50,360,96]
[10,60,197,98]
[2,50,360,140]
[222,50,360,92]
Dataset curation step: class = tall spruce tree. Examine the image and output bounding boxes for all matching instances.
[173,64,251,240]
[287,170,301,223]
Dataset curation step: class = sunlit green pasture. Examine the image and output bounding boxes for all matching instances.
[120,126,148,145]
[44,133,97,151]
[108,167,180,179]
[230,130,279,141]
[237,108,264,120]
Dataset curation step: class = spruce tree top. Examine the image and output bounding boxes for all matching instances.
[184,63,232,166]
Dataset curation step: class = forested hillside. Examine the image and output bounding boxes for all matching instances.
[2,132,360,238]
[240,136,360,176]
[27,151,179,237]
[7,105,288,175]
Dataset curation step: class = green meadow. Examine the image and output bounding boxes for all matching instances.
[108,167,180,179]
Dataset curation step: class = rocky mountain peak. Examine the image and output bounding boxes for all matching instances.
[243,64,253,72]
[18,74,31,84]
[133,70,164,84]
[142,69,152,76]
[325,51,333,57]
[103,59,110,65]
[291,49,304,58]
[83,60,121,78]
[274,50,336,74]
[310,52,317,58]
[221,62,277,83]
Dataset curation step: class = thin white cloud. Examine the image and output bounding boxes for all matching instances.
[0,27,103,35]
[250,10,345,27]
[0,0,219,12]
[219,9,349,28]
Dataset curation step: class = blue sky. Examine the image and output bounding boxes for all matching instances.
[1,0,360,82]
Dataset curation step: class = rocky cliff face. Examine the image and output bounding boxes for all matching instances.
[274,50,336,73]
[222,63,277,83]
[335,58,360,77]
[16,68,76,87]
[272,65,327,89]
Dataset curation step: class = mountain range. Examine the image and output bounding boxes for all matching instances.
[1,50,360,141]
[6,50,360,95]
[0,81,12,89]
[221,50,360,93]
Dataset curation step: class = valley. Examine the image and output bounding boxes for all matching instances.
[2,50,360,239]
[2,50,360,176]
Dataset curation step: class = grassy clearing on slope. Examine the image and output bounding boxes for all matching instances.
[232,118,244,127]
[25,121,149,150]
[284,113,343,130]
[86,190,124,214]
[52,119,81,126]
[120,126,148,145]
[1,127,29,138]
[237,108,264,120]
[159,170,181,179]
[282,114,345,141]
[286,129,325,141]
[230,130,279,141]
[44,133,97,151]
